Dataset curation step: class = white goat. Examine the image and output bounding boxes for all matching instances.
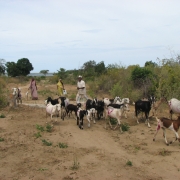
[11,88,18,106]
[46,103,61,122]
[105,103,130,132]
[168,98,180,119]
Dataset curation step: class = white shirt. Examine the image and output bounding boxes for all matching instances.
[77,80,86,95]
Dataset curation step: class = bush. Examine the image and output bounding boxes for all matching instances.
[0,78,8,108]
[121,123,130,132]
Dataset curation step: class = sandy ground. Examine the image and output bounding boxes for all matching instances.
[0,81,180,180]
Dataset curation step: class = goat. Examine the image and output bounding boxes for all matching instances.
[66,104,79,118]
[168,98,180,119]
[153,116,180,145]
[105,103,130,132]
[11,88,18,106]
[59,97,69,118]
[16,88,22,104]
[108,98,130,119]
[96,100,105,120]
[135,99,152,127]
[45,97,61,105]
[46,103,62,122]
[86,108,97,127]
[113,96,122,104]
[77,108,87,130]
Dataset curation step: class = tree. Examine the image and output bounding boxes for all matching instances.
[57,68,67,79]
[95,61,106,75]
[16,58,33,76]
[40,70,49,76]
[0,59,6,75]
[5,62,19,77]
[144,61,158,67]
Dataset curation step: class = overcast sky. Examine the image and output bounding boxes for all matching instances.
[1,0,180,73]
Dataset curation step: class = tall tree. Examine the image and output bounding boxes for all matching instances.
[5,62,19,77]
[57,68,67,79]
[95,61,106,75]
[16,58,34,76]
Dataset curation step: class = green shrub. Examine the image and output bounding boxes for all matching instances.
[0,114,5,118]
[34,132,42,138]
[109,118,117,125]
[42,139,52,146]
[36,124,44,132]
[58,142,68,148]
[126,160,132,166]
[46,124,53,132]
[121,123,130,132]
[0,137,4,142]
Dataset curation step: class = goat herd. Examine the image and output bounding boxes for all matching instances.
[44,95,180,146]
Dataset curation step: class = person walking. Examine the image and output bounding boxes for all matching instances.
[57,78,64,96]
[76,75,88,103]
[28,78,38,100]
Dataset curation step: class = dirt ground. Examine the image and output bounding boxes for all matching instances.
[0,80,180,180]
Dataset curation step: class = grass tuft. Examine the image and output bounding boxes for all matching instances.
[42,139,52,146]
[70,155,80,170]
[36,124,44,132]
[58,142,68,148]
[126,160,133,166]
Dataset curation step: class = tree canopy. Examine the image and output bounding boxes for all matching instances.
[5,58,33,77]
[40,70,49,76]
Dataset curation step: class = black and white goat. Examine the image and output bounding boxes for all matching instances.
[77,103,86,129]
[45,97,61,105]
[85,98,98,124]
[96,100,105,120]
[153,116,180,145]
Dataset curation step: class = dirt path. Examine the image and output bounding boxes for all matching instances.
[0,82,180,180]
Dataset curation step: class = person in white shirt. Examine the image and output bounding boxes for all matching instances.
[76,75,88,103]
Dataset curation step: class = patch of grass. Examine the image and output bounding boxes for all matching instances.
[36,124,44,132]
[69,94,76,100]
[159,148,171,156]
[42,139,52,146]
[70,155,80,170]
[38,89,54,96]
[0,137,4,142]
[126,160,133,166]
[46,124,53,132]
[34,132,42,138]
[38,168,48,171]
[121,123,130,132]
[0,114,5,118]
[134,145,141,151]
[109,118,117,125]
[58,142,68,148]
[63,176,74,180]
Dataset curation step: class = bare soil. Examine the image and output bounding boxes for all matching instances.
[0,81,180,180]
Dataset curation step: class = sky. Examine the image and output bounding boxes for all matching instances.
[1,0,180,73]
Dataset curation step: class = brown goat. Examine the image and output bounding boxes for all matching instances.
[153,116,180,145]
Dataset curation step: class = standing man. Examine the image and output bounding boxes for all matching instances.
[76,75,88,103]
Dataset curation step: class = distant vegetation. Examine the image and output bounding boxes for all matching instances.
[1,56,180,106]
